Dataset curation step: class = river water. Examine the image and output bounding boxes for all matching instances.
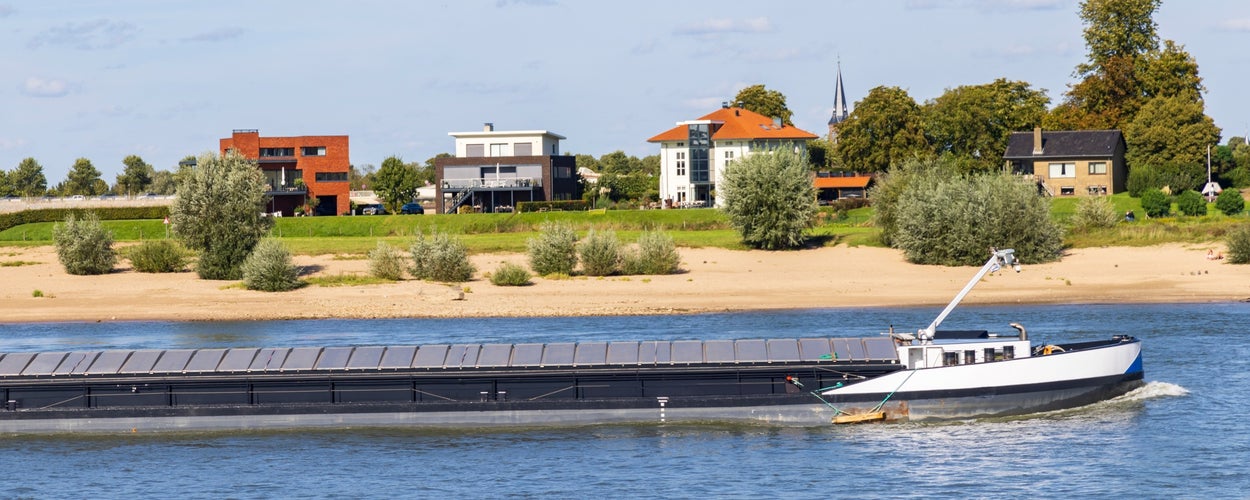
[0,303,1243,498]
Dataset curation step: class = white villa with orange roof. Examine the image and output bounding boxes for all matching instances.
[648,104,818,208]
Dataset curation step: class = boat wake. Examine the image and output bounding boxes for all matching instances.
[1107,381,1189,403]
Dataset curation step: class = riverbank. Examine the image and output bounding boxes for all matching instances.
[0,243,1245,323]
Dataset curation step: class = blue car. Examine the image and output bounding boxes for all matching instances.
[400,202,425,214]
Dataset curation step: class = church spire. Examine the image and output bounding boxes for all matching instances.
[828,61,848,126]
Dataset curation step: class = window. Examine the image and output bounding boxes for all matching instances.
[1048,162,1076,178]
[490,143,510,156]
[466,144,485,157]
[513,143,532,156]
[554,166,572,178]
[1088,162,1107,175]
[259,147,294,157]
[1060,186,1075,195]
[302,146,326,156]
[315,172,347,182]
[676,161,686,176]
[725,150,735,159]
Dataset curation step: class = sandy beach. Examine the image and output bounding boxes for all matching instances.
[0,243,1245,323]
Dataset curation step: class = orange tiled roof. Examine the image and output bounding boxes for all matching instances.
[813,176,872,189]
[647,107,819,142]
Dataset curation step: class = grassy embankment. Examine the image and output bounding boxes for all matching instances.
[0,192,1245,255]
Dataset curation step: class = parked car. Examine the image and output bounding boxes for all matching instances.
[361,204,387,215]
[400,202,425,215]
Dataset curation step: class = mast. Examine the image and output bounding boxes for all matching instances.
[919,248,1020,342]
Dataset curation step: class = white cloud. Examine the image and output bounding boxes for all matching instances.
[0,137,29,150]
[675,17,773,36]
[1219,18,1250,31]
[19,77,70,98]
[182,27,246,43]
[28,19,138,50]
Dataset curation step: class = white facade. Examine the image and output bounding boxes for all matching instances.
[657,135,805,208]
[449,124,564,158]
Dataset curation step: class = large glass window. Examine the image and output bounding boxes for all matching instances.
[490,143,510,156]
[315,172,347,182]
[301,146,326,156]
[688,124,710,183]
[259,147,295,157]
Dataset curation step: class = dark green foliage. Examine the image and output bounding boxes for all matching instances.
[52,212,116,275]
[489,262,532,286]
[885,163,1062,265]
[1126,162,1201,197]
[1070,196,1121,231]
[517,200,589,213]
[409,230,475,282]
[577,229,621,276]
[527,222,578,275]
[1216,189,1244,216]
[368,241,406,281]
[171,152,272,280]
[373,156,420,213]
[1226,225,1250,263]
[1140,188,1171,217]
[0,206,169,233]
[1175,190,1207,216]
[719,148,816,250]
[127,240,187,273]
[241,238,303,292]
[620,230,681,275]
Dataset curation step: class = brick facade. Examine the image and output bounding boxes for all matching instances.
[220,130,351,216]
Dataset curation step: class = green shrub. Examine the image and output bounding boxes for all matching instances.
[240,238,303,291]
[409,230,475,282]
[621,230,681,275]
[128,240,187,273]
[517,200,589,213]
[1226,225,1250,264]
[368,241,406,280]
[1175,190,1207,216]
[172,152,272,280]
[1216,189,1245,216]
[489,262,532,286]
[1140,188,1171,218]
[578,229,621,276]
[527,222,578,275]
[0,206,169,234]
[1070,196,1121,231]
[719,148,816,249]
[52,212,116,275]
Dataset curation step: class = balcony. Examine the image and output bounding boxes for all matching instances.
[442,178,541,190]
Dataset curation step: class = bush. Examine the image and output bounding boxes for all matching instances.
[0,206,170,233]
[1226,225,1250,264]
[578,229,621,276]
[527,222,578,276]
[719,148,817,249]
[489,262,532,286]
[1070,196,1120,231]
[128,240,187,273]
[517,200,589,213]
[367,241,406,281]
[621,230,681,275]
[890,168,1062,265]
[1216,189,1245,216]
[240,238,303,292]
[171,152,273,280]
[410,230,475,282]
[871,158,958,247]
[1175,190,1207,216]
[52,212,116,275]
[1140,188,1171,218]
[1126,162,1201,197]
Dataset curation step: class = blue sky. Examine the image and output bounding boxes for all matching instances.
[2,0,1248,184]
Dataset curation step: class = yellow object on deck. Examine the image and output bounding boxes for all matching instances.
[832,412,886,424]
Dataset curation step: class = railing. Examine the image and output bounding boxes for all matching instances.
[442,178,541,190]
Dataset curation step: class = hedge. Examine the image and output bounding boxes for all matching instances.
[0,206,170,233]
[517,200,590,213]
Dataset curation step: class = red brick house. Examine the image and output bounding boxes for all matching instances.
[220,129,351,216]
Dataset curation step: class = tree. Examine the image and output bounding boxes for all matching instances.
[1140,188,1171,217]
[149,169,178,195]
[52,212,116,275]
[115,155,153,196]
[835,86,930,172]
[733,84,793,125]
[9,158,47,197]
[420,154,451,185]
[170,151,273,280]
[0,169,10,197]
[1175,190,1207,216]
[1123,94,1221,170]
[598,151,643,175]
[349,163,376,190]
[1216,188,1245,216]
[63,158,103,196]
[923,79,1049,172]
[719,148,816,250]
[806,139,833,170]
[1138,40,1204,101]
[574,154,601,174]
[373,156,420,213]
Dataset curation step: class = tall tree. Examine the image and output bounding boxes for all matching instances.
[733,84,793,125]
[574,154,601,174]
[10,158,47,197]
[598,151,643,175]
[63,158,103,196]
[835,86,930,172]
[373,156,419,212]
[116,154,153,197]
[1123,94,1221,170]
[349,164,376,190]
[149,170,177,195]
[0,169,11,197]
[924,79,1050,172]
[1137,40,1204,100]
[170,151,273,280]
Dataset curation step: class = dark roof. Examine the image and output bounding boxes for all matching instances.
[1002,130,1123,160]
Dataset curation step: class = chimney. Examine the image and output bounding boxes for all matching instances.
[722,101,729,109]
[484,123,494,132]
[1032,127,1043,155]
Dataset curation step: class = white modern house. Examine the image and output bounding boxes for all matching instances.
[648,105,818,208]
[433,123,579,213]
